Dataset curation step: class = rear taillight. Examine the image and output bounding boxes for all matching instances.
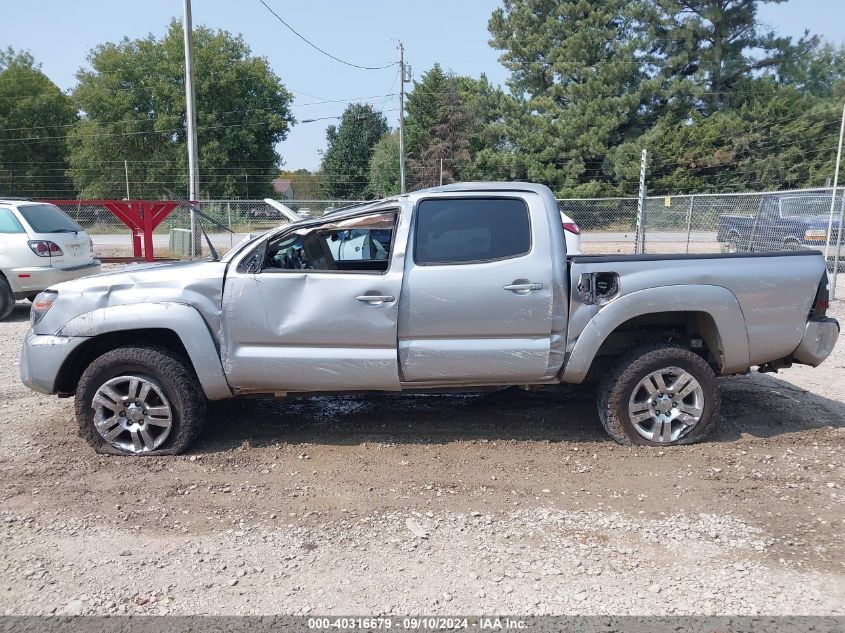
[563,222,580,235]
[810,274,829,320]
[27,240,63,257]
[87,236,94,254]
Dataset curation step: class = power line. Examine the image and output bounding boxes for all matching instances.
[256,0,396,71]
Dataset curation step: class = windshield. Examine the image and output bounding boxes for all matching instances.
[778,196,833,218]
[220,229,273,262]
[17,204,83,234]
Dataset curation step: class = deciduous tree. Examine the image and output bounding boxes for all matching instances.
[368,131,400,198]
[68,20,293,199]
[0,49,77,198]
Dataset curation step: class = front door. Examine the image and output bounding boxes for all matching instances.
[398,195,555,384]
[222,209,405,392]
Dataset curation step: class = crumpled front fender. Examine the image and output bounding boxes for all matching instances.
[57,302,232,400]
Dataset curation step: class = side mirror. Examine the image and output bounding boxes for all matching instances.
[237,249,263,274]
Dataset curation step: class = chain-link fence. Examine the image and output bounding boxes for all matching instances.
[47,187,845,299]
[155,199,364,258]
[560,186,845,299]
[48,199,365,259]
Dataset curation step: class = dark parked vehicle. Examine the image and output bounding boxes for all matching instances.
[717,193,843,264]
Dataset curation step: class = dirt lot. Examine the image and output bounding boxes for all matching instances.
[0,300,843,617]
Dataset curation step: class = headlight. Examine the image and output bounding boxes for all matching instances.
[30,290,58,326]
[804,229,827,241]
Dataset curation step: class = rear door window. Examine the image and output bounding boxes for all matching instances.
[0,208,25,234]
[16,204,82,234]
[414,198,531,265]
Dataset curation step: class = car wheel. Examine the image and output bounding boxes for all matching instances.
[75,346,206,455]
[0,276,15,321]
[598,343,720,446]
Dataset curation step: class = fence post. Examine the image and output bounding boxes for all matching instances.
[634,149,648,253]
[832,187,845,300]
[685,195,695,254]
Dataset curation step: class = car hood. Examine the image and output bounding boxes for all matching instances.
[34,260,228,336]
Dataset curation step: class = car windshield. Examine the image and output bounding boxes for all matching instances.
[17,204,83,234]
[220,229,273,262]
[778,196,833,218]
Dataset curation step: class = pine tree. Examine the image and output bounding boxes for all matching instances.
[488,0,652,196]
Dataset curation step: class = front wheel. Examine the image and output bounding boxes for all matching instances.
[598,344,720,446]
[76,346,207,455]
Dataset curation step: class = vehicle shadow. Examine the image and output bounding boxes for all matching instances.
[199,387,604,452]
[713,372,845,441]
[6,302,32,323]
[195,372,845,453]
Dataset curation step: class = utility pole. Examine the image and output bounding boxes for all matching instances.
[824,99,845,299]
[398,41,406,194]
[824,100,845,262]
[124,160,130,199]
[183,0,201,256]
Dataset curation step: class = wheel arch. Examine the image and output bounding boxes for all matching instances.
[562,285,750,383]
[55,303,232,400]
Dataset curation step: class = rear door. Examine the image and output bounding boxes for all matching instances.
[398,194,555,384]
[222,208,407,392]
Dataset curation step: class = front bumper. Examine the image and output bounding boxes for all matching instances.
[20,330,89,395]
[8,260,101,297]
[791,318,840,367]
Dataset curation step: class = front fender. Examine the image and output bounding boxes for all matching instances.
[562,284,750,383]
[57,302,232,400]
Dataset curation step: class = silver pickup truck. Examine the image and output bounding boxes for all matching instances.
[21,183,840,455]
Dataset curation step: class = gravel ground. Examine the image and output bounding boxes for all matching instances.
[0,299,843,616]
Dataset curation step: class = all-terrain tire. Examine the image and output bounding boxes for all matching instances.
[597,343,720,446]
[75,346,206,455]
[0,276,15,321]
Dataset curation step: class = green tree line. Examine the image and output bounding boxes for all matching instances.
[2,1,845,201]
[326,0,845,198]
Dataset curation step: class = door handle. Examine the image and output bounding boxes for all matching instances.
[503,282,543,294]
[356,295,395,305]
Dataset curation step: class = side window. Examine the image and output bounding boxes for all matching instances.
[0,208,25,234]
[414,198,531,265]
[263,211,396,273]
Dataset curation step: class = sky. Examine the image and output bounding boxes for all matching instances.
[2,0,844,171]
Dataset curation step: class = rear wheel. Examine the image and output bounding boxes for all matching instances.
[0,276,15,321]
[76,346,206,455]
[598,344,720,446]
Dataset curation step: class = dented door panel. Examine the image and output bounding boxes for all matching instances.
[221,207,411,392]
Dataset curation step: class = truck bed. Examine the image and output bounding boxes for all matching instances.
[564,250,828,380]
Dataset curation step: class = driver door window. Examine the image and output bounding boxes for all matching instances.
[263,211,396,273]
